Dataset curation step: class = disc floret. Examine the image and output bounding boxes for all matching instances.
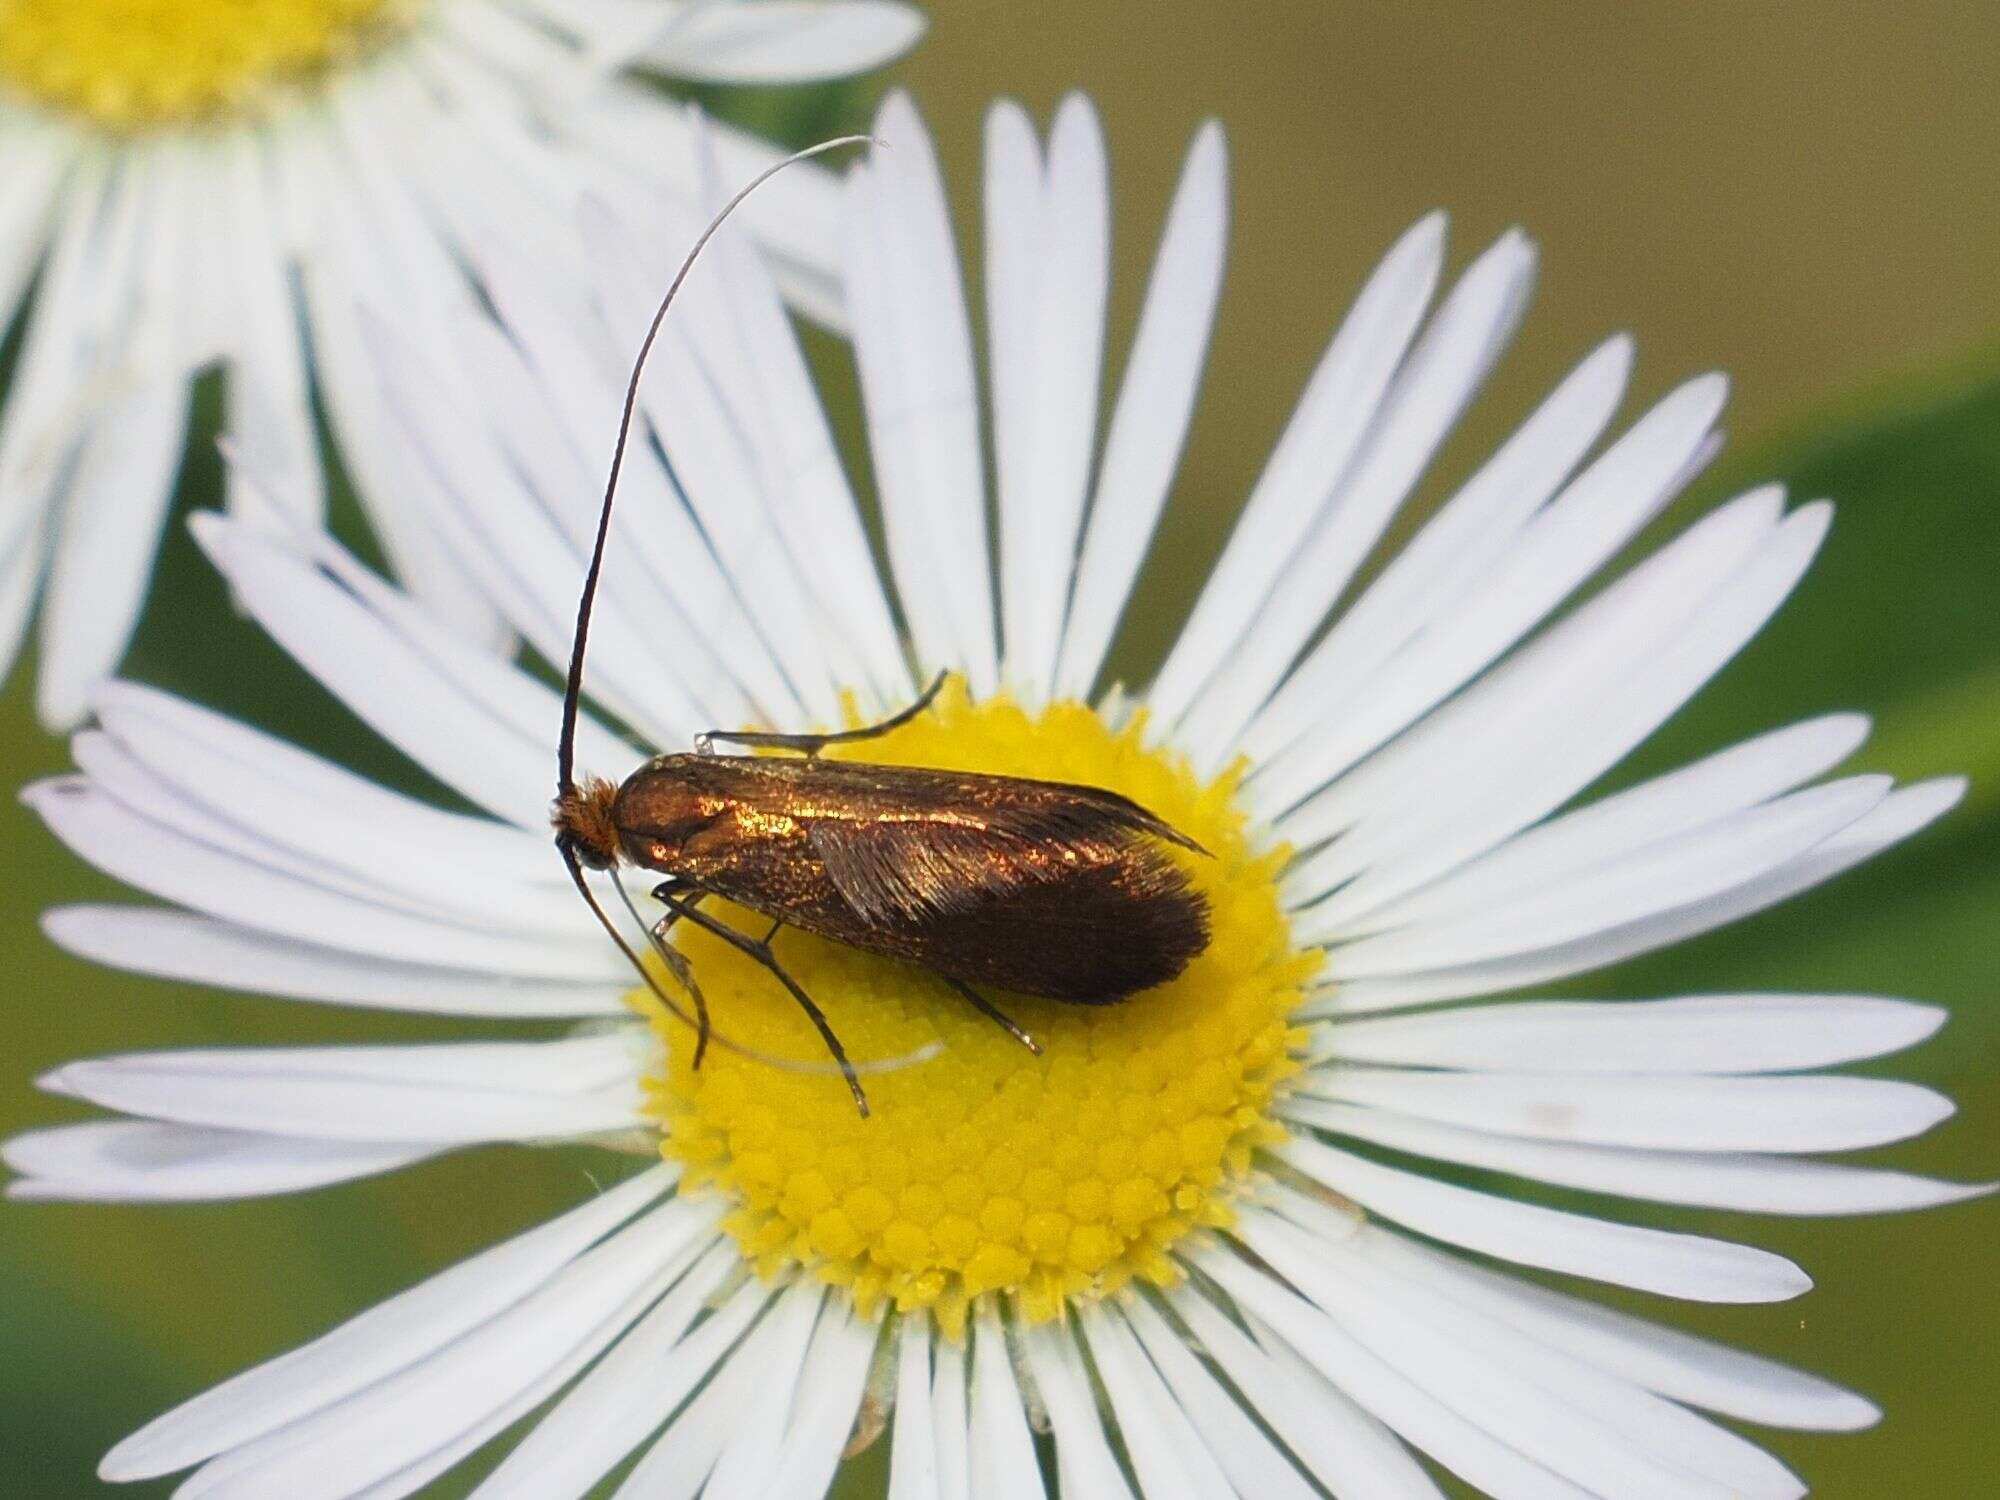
[0,0,413,130]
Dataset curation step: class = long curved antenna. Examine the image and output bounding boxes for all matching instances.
[556,132,875,796]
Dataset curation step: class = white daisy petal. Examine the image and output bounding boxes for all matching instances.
[1331,714,1873,938]
[930,1333,973,1500]
[1284,490,1825,904]
[361,310,719,748]
[1054,120,1228,701]
[1285,1096,1991,1216]
[1324,777,1965,1013]
[69,726,585,945]
[571,102,852,328]
[1298,1064,1953,1152]
[1178,228,1539,768]
[0,121,67,325]
[766,1299,881,1497]
[37,378,190,728]
[1019,1320,1136,1500]
[607,1285,770,1500]
[702,1281,828,1500]
[1317,774,1889,969]
[2,1121,440,1203]
[24,777,619,981]
[631,0,925,82]
[991,93,1110,705]
[1191,1258,1597,1500]
[1238,333,1635,772]
[888,1319,941,1500]
[1251,1208,1807,1500]
[1248,368,1723,805]
[466,1240,747,1499]
[91,680,564,888]
[294,208,509,649]
[846,92,999,692]
[1165,1283,1444,1500]
[970,1300,1047,1500]
[985,100,1046,670]
[599,131,909,709]
[217,131,323,530]
[1355,1228,1881,1430]
[0,514,49,679]
[1277,1135,1810,1301]
[1145,210,1446,731]
[1077,1305,1236,1500]
[177,1198,705,1500]
[188,513,546,813]
[1315,993,1948,1074]
[1286,478,1794,868]
[42,1032,649,1144]
[42,906,620,1018]
[0,159,125,547]
[1115,1296,1327,1500]
[102,1166,677,1481]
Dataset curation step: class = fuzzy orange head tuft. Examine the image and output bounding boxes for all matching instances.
[552,777,623,870]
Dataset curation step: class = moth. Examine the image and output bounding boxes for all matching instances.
[551,143,1212,1115]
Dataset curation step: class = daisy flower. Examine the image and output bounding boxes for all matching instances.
[11,89,1986,1499]
[0,0,923,729]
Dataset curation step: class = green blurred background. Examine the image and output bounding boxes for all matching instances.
[4,2,1997,1494]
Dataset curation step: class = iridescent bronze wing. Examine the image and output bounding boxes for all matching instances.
[781,761,1212,1000]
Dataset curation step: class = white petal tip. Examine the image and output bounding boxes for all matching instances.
[1592,329,1638,374]
[36,685,90,734]
[98,1449,158,1485]
[1823,1395,1884,1432]
[1928,775,1971,811]
[1052,90,1100,128]
[33,1064,77,1097]
[1410,208,1449,249]
[19,775,77,812]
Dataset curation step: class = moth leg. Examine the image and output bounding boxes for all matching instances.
[653,891,871,1118]
[643,879,713,1069]
[694,670,947,758]
[943,977,1042,1055]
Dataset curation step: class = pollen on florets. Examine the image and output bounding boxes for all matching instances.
[627,681,1317,1338]
[0,0,415,131]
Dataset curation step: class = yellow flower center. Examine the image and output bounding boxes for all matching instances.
[0,0,413,130]
[632,684,1315,1339]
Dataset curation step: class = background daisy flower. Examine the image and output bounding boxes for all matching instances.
[0,0,923,729]
[9,90,1988,1498]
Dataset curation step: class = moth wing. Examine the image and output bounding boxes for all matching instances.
[806,817,1046,926]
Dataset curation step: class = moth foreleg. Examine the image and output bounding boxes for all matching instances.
[645,878,713,1068]
[653,889,870,1118]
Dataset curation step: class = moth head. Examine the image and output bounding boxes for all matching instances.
[552,777,623,871]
